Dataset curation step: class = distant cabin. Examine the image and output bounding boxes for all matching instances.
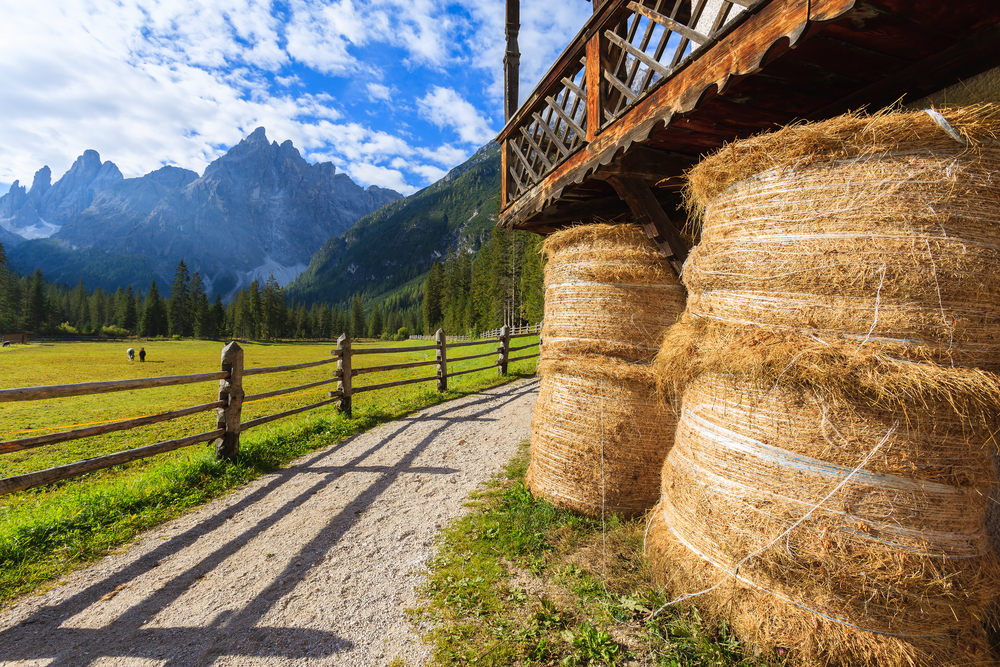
[3,333,27,345]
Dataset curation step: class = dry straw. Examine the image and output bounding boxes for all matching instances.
[681,105,1000,369]
[648,319,1000,665]
[541,223,685,363]
[527,355,677,518]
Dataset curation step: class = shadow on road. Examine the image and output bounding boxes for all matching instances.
[0,380,539,665]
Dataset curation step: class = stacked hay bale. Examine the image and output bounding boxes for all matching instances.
[526,224,686,517]
[646,106,1000,665]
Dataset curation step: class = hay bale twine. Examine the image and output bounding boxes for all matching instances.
[646,369,1000,666]
[682,105,1000,369]
[541,223,685,363]
[526,356,676,517]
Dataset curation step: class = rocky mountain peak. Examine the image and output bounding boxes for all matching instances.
[29,166,51,199]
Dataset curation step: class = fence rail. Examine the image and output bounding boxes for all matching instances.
[409,322,542,341]
[0,326,540,497]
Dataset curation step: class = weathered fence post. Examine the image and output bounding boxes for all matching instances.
[498,325,510,376]
[215,341,244,462]
[335,333,352,418]
[436,328,448,392]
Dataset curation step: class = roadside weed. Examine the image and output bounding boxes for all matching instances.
[414,442,777,667]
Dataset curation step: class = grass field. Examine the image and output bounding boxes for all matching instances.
[0,336,538,605]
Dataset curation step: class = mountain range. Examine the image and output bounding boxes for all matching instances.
[0,129,402,297]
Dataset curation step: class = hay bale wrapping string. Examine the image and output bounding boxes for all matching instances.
[647,304,1000,666]
[541,223,685,363]
[681,105,1000,369]
[527,356,676,518]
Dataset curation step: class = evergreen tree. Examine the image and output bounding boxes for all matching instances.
[368,302,383,338]
[190,272,209,337]
[168,260,192,336]
[26,269,46,333]
[261,275,285,340]
[139,280,167,337]
[350,293,365,338]
[422,262,444,333]
[209,294,225,338]
[117,285,138,332]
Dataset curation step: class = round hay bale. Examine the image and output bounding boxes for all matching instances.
[647,372,1000,666]
[541,223,685,363]
[682,106,1000,369]
[527,355,676,517]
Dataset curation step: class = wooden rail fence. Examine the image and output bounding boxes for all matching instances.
[409,321,542,341]
[0,327,539,497]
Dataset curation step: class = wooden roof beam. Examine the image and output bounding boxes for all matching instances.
[607,175,688,276]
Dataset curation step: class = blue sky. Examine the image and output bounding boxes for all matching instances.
[0,0,592,196]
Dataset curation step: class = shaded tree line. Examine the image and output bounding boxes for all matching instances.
[0,227,544,342]
[422,229,544,336]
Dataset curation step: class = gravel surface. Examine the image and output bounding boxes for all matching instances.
[0,379,539,667]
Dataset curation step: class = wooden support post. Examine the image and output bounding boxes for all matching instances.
[606,175,689,277]
[585,33,604,141]
[215,341,244,462]
[498,325,511,376]
[334,334,352,418]
[436,328,448,392]
[504,0,520,122]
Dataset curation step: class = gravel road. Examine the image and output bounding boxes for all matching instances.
[0,378,539,667]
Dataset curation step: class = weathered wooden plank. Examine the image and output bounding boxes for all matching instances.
[519,125,555,170]
[447,339,498,349]
[352,375,437,395]
[0,371,229,403]
[0,429,225,496]
[561,77,587,100]
[240,396,342,432]
[603,67,640,103]
[352,359,439,376]
[628,2,709,45]
[0,400,225,455]
[448,350,498,364]
[215,341,244,462]
[351,344,438,355]
[507,342,538,353]
[532,111,571,157]
[510,140,542,183]
[604,29,672,79]
[449,363,500,378]
[506,353,540,363]
[243,357,338,376]
[586,34,604,141]
[509,331,541,340]
[243,377,337,403]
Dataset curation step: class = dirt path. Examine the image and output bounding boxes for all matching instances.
[0,379,539,667]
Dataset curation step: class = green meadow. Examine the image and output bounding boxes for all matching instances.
[0,337,538,605]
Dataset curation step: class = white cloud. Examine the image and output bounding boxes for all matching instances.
[418,144,471,167]
[417,87,495,145]
[367,83,392,102]
[410,164,449,182]
[0,0,594,195]
[345,163,418,195]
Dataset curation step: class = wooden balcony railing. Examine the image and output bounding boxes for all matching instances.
[499,0,752,209]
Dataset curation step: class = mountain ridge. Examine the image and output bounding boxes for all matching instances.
[1,129,403,297]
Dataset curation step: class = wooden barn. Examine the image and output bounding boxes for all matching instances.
[2,332,27,345]
[496,0,1000,258]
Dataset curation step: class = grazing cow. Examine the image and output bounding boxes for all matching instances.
[127,347,135,362]
[2,341,9,347]
[139,347,146,362]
